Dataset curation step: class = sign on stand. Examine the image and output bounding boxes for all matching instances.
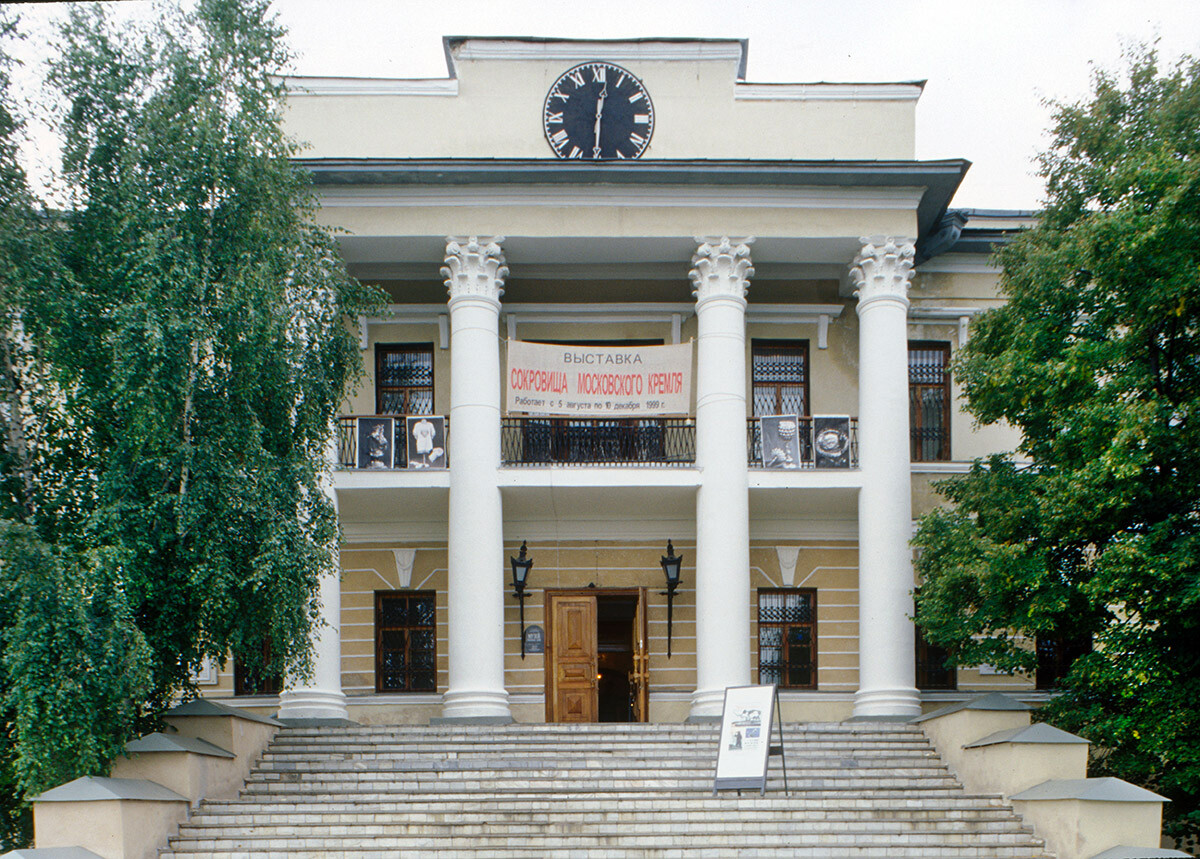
[712,685,788,795]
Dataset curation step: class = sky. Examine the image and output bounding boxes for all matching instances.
[8,0,1200,210]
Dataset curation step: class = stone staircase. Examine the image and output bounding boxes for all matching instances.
[160,721,1052,858]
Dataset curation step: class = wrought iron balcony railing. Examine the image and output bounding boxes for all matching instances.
[336,415,449,469]
[501,417,696,467]
[746,416,859,469]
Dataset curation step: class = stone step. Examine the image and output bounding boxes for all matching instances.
[162,850,1050,859]
[162,832,1046,852]
[159,721,1052,859]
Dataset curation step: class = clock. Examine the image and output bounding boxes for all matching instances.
[543,62,654,160]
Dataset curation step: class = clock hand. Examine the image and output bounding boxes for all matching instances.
[593,85,607,159]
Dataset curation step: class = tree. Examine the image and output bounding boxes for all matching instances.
[913,48,1200,839]
[0,0,381,842]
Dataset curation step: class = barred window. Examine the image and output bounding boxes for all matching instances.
[915,626,957,690]
[1036,635,1092,690]
[375,591,437,693]
[752,341,808,417]
[909,342,951,461]
[757,588,817,689]
[233,641,282,696]
[376,344,434,415]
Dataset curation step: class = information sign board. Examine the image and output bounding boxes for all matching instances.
[713,684,784,794]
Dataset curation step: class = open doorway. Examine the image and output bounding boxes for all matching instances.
[545,588,648,723]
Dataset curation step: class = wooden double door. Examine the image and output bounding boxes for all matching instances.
[545,588,649,723]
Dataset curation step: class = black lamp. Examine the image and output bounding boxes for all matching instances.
[511,541,534,658]
[660,540,683,658]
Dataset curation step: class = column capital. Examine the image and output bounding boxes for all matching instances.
[689,236,754,306]
[442,236,508,307]
[850,236,916,310]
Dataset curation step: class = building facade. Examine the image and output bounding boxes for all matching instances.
[200,37,1039,725]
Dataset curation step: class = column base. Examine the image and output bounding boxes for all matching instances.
[441,688,512,721]
[688,687,727,721]
[277,688,349,722]
[852,686,922,720]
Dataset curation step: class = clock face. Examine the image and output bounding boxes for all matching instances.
[543,62,654,160]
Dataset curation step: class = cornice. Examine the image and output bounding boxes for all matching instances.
[315,184,925,211]
[300,158,969,239]
[446,37,746,74]
[283,76,458,97]
[736,82,923,102]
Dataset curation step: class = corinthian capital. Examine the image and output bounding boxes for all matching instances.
[442,236,508,306]
[849,236,916,309]
[689,236,754,306]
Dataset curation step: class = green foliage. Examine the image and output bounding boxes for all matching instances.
[0,0,382,844]
[914,48,1200,838]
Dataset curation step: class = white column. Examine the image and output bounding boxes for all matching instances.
[688,236,754,719]
[440,236,512,722]
[850,236,922,719]
[278,433,349,721]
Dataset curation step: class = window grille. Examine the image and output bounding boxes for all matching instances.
[909,342,951,461]
[757,588,817,689]
[1036,635,1092,690]
[752,341,808,417]
[915,626,957,690]
[376,344,434,415]
[375,591,437,693]
[233,641,282,696]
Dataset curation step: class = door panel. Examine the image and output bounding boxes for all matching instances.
[549,595,597,723]
[631,587,649,722]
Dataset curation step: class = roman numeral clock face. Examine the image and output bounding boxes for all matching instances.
[543,62,654,160]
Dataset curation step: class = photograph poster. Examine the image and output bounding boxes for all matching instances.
[713,684,779,792]
[759,415,803,469]
[813,415,852,469]
[406,415,447,469]
[356,417,395,470]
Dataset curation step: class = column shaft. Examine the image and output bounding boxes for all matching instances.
[851,236,921,719]
[277,434,349,722]
[689,237,754,719]
[441,237,511,721]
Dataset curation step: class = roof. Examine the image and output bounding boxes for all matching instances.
[34,777,187,804]
[124,731,234,758]
[911,692,1032,723]
[163,697,282,726]
[0,849,107,859]
[1088,847,1192,859]
[1011,778,1168,804]
[963,723,1089,748]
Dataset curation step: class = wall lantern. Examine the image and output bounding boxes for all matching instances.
[660,540,683,658]
[511,541,534,658]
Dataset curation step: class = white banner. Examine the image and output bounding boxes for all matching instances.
[506,341,692,417]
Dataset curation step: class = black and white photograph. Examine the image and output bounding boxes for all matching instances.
[813,416,852,469]
[406,415,447,469]
[356,417,395,470]
[759,415,804,469]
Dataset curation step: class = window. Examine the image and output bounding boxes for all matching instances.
[233,641,282,696]
[375,591,437,692]
[376,344,434,415]
[757,589,817,689]
[909,342,951,461]
[915,626,957,690]
[752,340,809,417]
[1036,635,1092,690]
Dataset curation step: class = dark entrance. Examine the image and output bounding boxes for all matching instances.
[597,594,638,722]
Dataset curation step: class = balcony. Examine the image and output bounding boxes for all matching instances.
[336,415,450,469]
[746,417,859,469]
[336,415,858,470]
[501,418,696,467]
